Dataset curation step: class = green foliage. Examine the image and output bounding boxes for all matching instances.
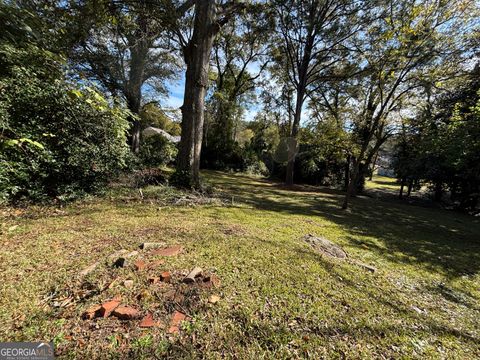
[138,134,177,168]
[393,66,480,210]
[0,43,131,203]
[68,0,178,107]
[140,103,181,136]
[243,150,269,177]
[201,139,245,172]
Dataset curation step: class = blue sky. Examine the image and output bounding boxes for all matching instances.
[163,70,260,122]
[163,75,186,109]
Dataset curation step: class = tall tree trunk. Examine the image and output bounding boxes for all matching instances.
[126,91,142,154]
[126,28,148,153]
[434,181,443,202]
[125,77,143,154]
[285,26,314,186]
[342,143,368,209]
[360,137,384,187]
[407,179,413,197]
[175,0,217,188]
[131,119,142,153]
[285,86,305,186]
[369,152,379,181]
[342,120,385,209]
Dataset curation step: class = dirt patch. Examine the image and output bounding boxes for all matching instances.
[221,224,247,236]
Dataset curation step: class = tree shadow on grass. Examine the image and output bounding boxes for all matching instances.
[258,238,479,346]
[207,171,480,280]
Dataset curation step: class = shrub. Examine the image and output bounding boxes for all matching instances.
[133,168,168,188]
[243,150,269,177]
[0,44,131,203]
[138,134,178,168]
[245,159,269,177]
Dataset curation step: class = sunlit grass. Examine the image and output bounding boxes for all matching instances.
[365,175,400,190]
[0,171,479,359]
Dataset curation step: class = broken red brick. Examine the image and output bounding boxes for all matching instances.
[134,260,146,271]
[111,306,141,320]
[82,304,102,320]
[139,313,158,328]
[98,300,120,318]
[160,271,172,283]
[167,311,187,334]
[152,245,183,257]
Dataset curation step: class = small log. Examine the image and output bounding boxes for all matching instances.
[183,267,203,283]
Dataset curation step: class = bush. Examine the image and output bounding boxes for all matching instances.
[0,44,131,203]
[138,134,178,167]
[243,150,269,177]
[133,168,168,188]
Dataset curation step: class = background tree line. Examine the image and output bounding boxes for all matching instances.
[1,0,479,211]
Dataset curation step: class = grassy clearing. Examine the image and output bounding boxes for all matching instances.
[365,175,400,191]
[1,171,479,359]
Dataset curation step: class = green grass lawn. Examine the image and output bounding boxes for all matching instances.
[1,171,479,359]
[365,175,400,191]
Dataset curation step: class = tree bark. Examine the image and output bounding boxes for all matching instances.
[285,85,305,186]
[407,179,413,197]
[175,0,217,188]
[434,182,443,202]
[358,136,385,188]
[342,107,385,209]
[126,88,143,154]
[126,25,149,153]
[369,152,379,181]
[342,142,368,209]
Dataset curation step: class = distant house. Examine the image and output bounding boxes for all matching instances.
[142,126,180,143]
